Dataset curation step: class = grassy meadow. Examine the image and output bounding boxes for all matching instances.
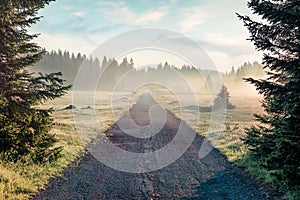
[1,89,282,200]
[0,93,83,200]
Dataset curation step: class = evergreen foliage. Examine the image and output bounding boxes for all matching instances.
[34,50,264,93]
[238,0,300,190]
[0,0,71,163]
[213,85,235,110]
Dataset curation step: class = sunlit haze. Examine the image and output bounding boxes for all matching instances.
[30,0,263,72]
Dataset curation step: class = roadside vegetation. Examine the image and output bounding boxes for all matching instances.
[1,0,298,199]
[0,123,83,200]
[237,0,300,198]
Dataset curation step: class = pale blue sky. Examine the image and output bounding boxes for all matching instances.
[31,0,262,72]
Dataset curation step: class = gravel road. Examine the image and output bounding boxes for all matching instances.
[31,93,281,200]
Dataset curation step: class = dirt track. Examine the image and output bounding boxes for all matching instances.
[32,93,281,200]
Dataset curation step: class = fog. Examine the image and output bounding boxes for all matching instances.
[32,50,265,97]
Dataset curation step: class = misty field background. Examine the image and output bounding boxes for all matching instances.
[0,89,264,199]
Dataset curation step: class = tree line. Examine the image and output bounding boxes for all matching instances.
[1,0,298,197]
[32,49,265,93]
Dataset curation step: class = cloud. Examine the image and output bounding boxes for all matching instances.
[178,1,245,33]
[85,33,104,46]
[201,32,263,71]
[198,32,256,57]
[63,6,72,10]
[73,11,85,18]
[201,33,243,47]
[205,49,262,72]
[180,7,211,32]
[97,1,126,7]
[135,8,169,25]
[109,7,136,22]
[33,33,96,55]
[99,2,169,26]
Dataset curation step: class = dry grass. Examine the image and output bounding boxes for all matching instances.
[0,90,269,199]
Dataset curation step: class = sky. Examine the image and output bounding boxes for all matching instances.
[30,0,263,72]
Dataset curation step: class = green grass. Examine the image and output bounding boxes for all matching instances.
[0,93,84,200]
[0,90,297,199]
[152,89,297,199]
[0,124,84,200]
[0,91,119,199]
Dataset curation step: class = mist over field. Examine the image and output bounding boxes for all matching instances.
[2,0,298,199]
[31,50,265,96]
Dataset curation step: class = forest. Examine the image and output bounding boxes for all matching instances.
[1,0,299,199]
[32,49,265,94]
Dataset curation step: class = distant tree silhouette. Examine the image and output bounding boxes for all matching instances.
[213,85,235,110]
[33,50,266,94]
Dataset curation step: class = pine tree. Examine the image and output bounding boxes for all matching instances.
[237,0,300,189]
[0,0,71,163]
[213,85,235,110]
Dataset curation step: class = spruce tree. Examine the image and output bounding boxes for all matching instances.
[0,0,71,163]
[237,0,300,189]
[213,85,235,110]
